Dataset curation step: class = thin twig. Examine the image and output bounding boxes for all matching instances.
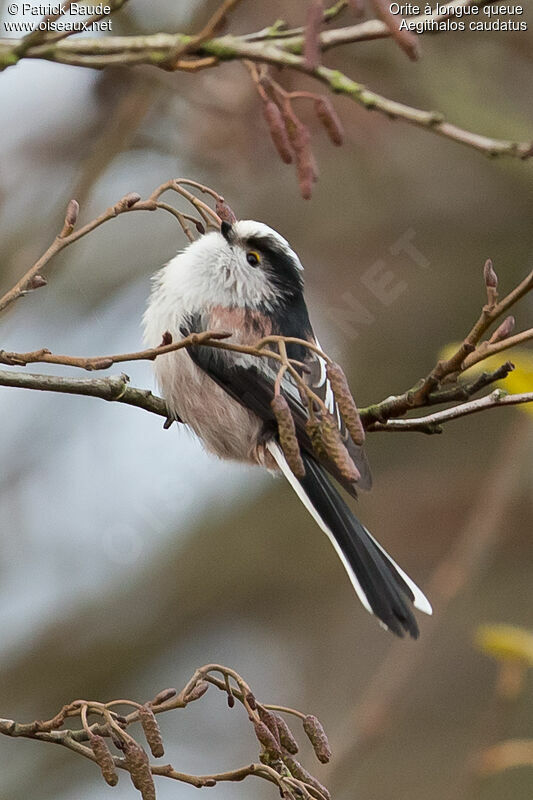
[0,2,530,161]
[0,664,331,800]
[368,391,533,434]
[0,181,213,314]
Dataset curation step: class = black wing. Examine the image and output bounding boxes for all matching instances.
[181,310,371,495]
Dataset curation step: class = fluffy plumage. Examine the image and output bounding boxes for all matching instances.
[143,220,432,636]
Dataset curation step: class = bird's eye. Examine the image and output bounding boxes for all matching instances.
[246,250,260,267]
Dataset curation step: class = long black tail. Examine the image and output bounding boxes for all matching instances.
[268,442,431,638]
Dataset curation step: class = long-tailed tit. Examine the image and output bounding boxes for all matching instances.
[143,220,432,637]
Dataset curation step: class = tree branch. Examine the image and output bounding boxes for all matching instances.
[0,181,531,482]
[359,261,533,427]
[0,368,168,418]
[0,178,224,315]
[0,0,530,166]
[0,664,332,800]
[367,390,533,433]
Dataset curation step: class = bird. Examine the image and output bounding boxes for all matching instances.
[143,218,432,637]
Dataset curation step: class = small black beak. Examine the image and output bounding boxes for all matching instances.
[220,221,233,242]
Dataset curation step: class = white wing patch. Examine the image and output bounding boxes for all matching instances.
[312,337,340,423]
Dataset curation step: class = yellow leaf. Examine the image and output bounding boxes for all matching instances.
[476,624,533,665]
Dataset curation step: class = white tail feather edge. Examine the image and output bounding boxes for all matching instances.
[267,440,373,614]
[266,440,432,618]
[362,527,432,615]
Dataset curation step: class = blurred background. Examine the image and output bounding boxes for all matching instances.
[0,1,532,799]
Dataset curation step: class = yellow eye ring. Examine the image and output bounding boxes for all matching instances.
[246,250,261,267]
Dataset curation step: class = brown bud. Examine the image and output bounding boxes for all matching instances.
[303,715,331,764]
[254,721,282,757]
[160,331,173,346]
[320,414,360,483]
[282,755,331,800]
[124,192,142,208]
[489,315,515,343]
[185,680,209,702]
[88,357,114,371]
[258,706,281,745]
[216,198,237,224]
[263,101,293,164]
[314,97,344,146]
[194,219,206,234]
[139,704,164,758]
[29,274,47,289]
[483,258,498,288]
[227,693,235,708]
[271,395,305,478]
[60,198,80,237]
[122,739,156,800]
[246,692,257,710]
[304,0,323,70]
[89,734,118,786]
[272,713,298,754]
[326,362,365,445]
[65,198,79,225]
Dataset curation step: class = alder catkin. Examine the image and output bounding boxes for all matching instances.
[293,125,315,200]
[314,97,344,146]
[319,414,361,483]
[139,704,164,758]
[306,418,326,460]
[282,755,331,800]
[302,715,332,764]
[258,706,281,744]
[263,101,294,164]
[282,107,315,199]
[326,362,365,445]
[271,395,305,477]
[89,734,118,786]
[272,712,299,754]
[122,739,156,800]
[254,721,282,757]
[304,0,323,70]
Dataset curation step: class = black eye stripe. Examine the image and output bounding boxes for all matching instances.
[244,235,303,294]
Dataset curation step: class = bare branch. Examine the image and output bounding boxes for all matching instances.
[360,263,533,426]
[0,1,530,163]
[0,179,223,315]
[368,390,533,434]
[0,183,531,477]
[0,664,331,800]
[0,369,168,419]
